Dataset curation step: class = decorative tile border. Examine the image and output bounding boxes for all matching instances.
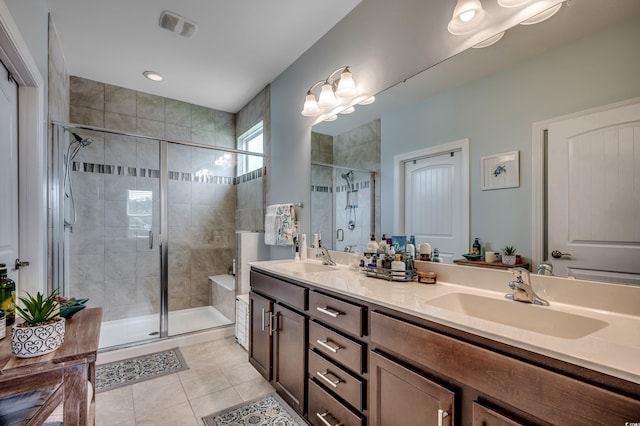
[72,161,265,185]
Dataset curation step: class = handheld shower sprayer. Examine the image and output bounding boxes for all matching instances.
[71,132,93,147]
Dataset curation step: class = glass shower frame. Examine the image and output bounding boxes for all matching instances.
[52,122,264,348]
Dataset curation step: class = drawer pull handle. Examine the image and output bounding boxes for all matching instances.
[316,370,343,388]
[316,339,342,353]
[317,306,342,318]
[316,411,342,426]
[437,409,449,426]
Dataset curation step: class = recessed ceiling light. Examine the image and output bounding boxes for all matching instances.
[143,71,163,82]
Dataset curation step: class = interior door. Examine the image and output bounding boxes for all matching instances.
[547,100,640,284]
[0,62,19,289]
[404,151,464,263]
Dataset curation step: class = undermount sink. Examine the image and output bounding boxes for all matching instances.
[272,262,340,274]
[424,292,609,339]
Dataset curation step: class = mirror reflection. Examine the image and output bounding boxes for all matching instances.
[311,1,640,283]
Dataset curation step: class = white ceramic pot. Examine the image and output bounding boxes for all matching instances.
[502,255,517,265]
[11,317,66,358]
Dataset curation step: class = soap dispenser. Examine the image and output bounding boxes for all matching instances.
[366,234,379,253]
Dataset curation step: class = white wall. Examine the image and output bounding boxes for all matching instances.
[380,16,640,258]
[4,0,48,83]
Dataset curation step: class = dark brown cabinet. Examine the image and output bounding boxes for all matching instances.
[273,303,307,414]
[369,350,455,426]
[249,271,308,415]
[249,291,272,380]
[472,402,526,426]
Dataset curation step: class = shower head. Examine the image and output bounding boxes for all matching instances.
[71,132,93,147]
[341,170,353,179]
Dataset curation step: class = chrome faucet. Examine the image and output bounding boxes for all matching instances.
[505,267,549,306]
[316,247,336,266]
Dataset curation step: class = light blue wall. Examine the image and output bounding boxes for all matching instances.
[380,16,640,258]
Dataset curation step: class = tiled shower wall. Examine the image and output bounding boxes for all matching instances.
[68,76,239,321]
[236,85,269,232]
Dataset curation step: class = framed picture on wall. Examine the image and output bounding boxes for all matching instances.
[481,151,519,190]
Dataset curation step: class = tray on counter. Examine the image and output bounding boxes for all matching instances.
[361,266,417,282]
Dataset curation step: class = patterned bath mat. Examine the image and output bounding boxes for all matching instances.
[95,347,188,393]
[202,392,306,426]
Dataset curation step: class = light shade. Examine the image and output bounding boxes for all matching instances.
[318,81,337,108]
[335,68,357,98]
[448,0,487,35]
[301,92,319,117]
[520,3,562,25]
[497,0,530,7]
[472,31,505,48]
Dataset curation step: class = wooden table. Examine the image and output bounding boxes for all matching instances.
[453,259,530,271]
[0,307,102,426]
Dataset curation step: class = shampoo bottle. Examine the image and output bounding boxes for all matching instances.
[366,234,379,253]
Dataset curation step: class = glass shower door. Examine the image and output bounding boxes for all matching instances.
[55,125,163,348]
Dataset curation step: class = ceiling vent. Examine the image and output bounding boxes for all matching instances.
[159,10,197,38]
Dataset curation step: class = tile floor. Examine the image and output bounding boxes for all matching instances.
[95,337,274,425]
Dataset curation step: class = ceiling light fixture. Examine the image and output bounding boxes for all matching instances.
[447,0,488,35]
[301,66,374,122]
[143,71,163,82]
[497,0,530,7]
[520,3,562,25]
[472,31,505,48]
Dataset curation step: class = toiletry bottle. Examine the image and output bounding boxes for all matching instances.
[293,236,300,260]
[378,234,387,254]
[312,233,319,248]
[366,234,379,253]
[391,254,406,279]
[432,248,441,263]
[318,232,322,248]
[472,238,481,255]
[300,234,308,261]
[0,264,16,325]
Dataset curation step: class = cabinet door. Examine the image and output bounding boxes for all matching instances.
[472,402,526,426]
[273,303,307,415]
[249,292,273,381]
[369,351,455,426]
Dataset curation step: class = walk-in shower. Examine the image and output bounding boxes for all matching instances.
[52,123,265,350]
[311,163,375,252]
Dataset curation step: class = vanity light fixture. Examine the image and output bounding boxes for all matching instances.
[301,66,374,122]
[143,71,163,82]
[520,2,562,25]
[447,0,488,35]
[472,31,505,48]
[497,0,530,7]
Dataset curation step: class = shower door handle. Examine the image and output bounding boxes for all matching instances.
[149,230,154,249]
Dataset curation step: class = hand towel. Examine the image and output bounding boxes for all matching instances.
[275,204,296,246]
[264,205,278,245]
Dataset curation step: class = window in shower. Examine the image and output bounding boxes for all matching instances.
[238,121,263,174]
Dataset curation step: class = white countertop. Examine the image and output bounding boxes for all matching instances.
[250,258,640,385]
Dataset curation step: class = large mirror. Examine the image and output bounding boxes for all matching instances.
[310,0,640,282]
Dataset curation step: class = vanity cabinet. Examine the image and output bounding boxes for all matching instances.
[369,350,455,426]
[249,271,308,414]
[308,290,367,425]
[369,310,640,425]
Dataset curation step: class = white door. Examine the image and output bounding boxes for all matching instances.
[404,151,464,263]
[547,100,640,284]
[0,62,19,287]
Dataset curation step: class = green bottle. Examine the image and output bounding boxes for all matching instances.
[0,263,16,325]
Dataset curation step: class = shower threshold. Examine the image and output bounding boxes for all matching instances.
[99,305,233,349]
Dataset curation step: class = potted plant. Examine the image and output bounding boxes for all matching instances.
[502,245,517,265]
[11,291,65,358]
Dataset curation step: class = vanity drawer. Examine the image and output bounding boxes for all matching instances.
[309,320,364,374]
[310,291,365,337]
[250,270,307,311]
[308,378,364,426]
[309,349,365,411]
